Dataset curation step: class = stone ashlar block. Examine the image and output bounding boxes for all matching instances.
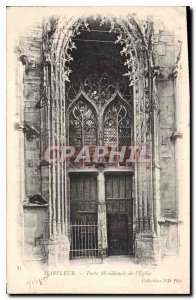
[159,34,174,44]
[135,234,161,263]
[159,222,179,256]
[153,43,166,56]
[23,206,49,259]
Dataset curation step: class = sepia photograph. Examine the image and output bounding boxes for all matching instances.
[6,6,190,294]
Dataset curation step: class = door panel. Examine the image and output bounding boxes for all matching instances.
[105,174,132,213]
[70,174,97,223]
[70,174,98,259]
[119,176,126,198]
[105,174,133,255]
[107,213,128,255]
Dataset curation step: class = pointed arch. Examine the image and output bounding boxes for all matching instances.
[42,13,158,240]
[68,95,98,147]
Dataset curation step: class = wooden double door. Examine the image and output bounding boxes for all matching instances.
[70,173,133,257]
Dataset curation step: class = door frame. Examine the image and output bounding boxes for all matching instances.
[67,168,135,258]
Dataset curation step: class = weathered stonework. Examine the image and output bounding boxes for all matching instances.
[15,14,182,263]
[23,206,49,261]
[135,233,161,263]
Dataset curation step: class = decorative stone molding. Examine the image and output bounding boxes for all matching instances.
[23,121,39,140]
[170,41,182,79]
[14,121,40,140]
[14,46,30,73]
[158,217,182,225]
[170,129,183,141]
[39,160,51,167]
[23,194,48,206]
[41,14,161,250]
[14,122,24,131]
[152,66,165,80]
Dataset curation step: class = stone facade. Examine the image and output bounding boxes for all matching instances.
[14,13,184,264]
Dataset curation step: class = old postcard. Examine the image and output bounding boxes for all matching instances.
[7,6,190,294]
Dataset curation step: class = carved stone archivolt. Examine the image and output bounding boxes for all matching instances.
[41,14,159,238]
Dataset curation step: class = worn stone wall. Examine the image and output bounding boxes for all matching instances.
[154,27,179,219]
[153,26,181,256]
[19,22,43,198]
[159,79,176,216]
[18,22,48,260]
[23,206,49,260]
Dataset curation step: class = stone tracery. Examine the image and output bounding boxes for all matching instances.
[41,14,160,258]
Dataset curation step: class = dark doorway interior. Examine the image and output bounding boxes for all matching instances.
[107,213,128,256]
